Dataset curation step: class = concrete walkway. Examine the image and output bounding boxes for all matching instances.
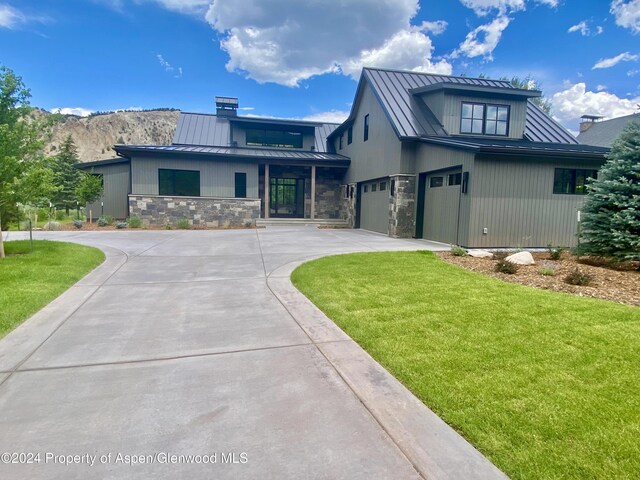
[0,227,506,479]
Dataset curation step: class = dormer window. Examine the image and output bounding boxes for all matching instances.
[460,102,509,136]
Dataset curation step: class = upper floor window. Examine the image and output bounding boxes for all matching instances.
[553,168,597,195]
[460,102,509,136]
[347,126,353,144]
[159,169,200,197]
[246,128,303,148]
[364,114,369,141]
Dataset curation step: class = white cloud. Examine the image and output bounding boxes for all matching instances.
[592,51,639,69]
[458,0,556,16]
[551,82,640,129]
[148,0,209,14]
[611,0,640,34]
[628,68,640,76]
[0,3,24,28]
[418,20,448,35]
[302,110,350,124]
[452,14,511,59]
[204,0,451,86]
[596,84,607,91]
[157,53,183,77]
[568,20,604,36]
[51,107,94,117]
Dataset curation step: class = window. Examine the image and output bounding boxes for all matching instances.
[460,102,509,136]
[448,173,462,186]
[379,181,387,191]
[364,114,369,141]
[347,126,353,144]
[371,182,377,192]
[246,128,303,148]
[553,168,597,195]
[339,133,343,150]
[235,172,247,198]
[390,179,395,196]
[430,176,444,188]
[364,184,369,193]
[159,169,200,197]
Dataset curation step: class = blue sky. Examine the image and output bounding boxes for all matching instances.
[1,0,639,132]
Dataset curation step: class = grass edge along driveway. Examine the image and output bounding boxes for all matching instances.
[291,251,640,480]
[0,240,105,338]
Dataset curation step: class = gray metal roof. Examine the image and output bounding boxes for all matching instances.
[333,67,578,145]
[577,113,640,147]
[114,144,350,166]
[75,157,130,169]
[173,112,338,153]
[420,136,608,158]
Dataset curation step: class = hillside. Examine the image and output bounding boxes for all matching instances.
[44,109,181,162]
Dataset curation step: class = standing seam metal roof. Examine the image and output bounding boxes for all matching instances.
[353,68,578,144]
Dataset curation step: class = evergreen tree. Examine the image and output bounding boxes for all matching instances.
[51,134,81,214]
[580,120,640,262]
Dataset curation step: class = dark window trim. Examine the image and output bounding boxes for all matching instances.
[339,133,343,150]
[379,181,387,191]
[553,168,597,195]
[347,126,353,144]
[234,172,247,198]
[364,114,369,142]
[245,127,304,148]
[460,102,510,137]
[158,168,200,197]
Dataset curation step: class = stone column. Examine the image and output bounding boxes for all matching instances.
[264,163,270,219]
[343,183,357,227]
[389,174,416,238]
[310,165,316,220]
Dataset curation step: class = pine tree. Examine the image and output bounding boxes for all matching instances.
[580,120,640,262]
[51,134,81,214]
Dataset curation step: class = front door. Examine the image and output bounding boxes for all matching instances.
[270,178,305,218]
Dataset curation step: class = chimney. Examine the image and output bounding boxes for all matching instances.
[216,96,238,117]
[579,114,603,133]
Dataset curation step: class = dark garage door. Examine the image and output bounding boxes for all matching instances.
[359,179,390,234]
[422,170,462,244]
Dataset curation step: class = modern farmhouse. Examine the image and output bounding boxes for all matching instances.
[78,67,609,248]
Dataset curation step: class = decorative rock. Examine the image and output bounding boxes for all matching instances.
[467,249,493,258]
[505,251,535,265]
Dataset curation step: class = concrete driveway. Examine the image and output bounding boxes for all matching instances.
[0,227,505,479]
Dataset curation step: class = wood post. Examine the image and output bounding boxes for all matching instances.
[310,165,316,220]
[264,163,270,219]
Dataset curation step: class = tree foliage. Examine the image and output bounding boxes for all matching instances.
[75,172,103,205]
[502,75,552,114]
[51,134,81,212]
[580,120,640,262]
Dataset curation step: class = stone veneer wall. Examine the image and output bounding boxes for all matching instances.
[129,195,261,227]
[388,175,416,238]
[315,168,346,219]
[343,183,357,228]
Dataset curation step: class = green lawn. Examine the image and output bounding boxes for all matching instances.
[291,251,640,480]
[0,240,104,338]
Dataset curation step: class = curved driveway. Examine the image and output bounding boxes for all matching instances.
[0,227,504,479]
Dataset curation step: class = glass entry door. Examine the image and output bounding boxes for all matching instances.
[270,178,305,218]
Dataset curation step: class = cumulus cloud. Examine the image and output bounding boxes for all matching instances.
[302,110,350,124]
[568,20,603,36]
[611,0,640,34]
[51,107,94,117]
[204,0,451,86]
[551,82,640,129]
[592,51,639,69]
[452,14,511,59]
[458,0,556,16]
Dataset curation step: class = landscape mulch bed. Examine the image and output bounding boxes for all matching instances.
[439,251,639,307]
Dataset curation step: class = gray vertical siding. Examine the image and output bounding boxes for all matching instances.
[468,156,604,247]
[131,156,259,198]
[86,162,130,219]
[441,95,527,139]
[340,83,405,184]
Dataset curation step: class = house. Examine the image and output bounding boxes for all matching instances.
[78,68,609,248]
[577,113,639,147]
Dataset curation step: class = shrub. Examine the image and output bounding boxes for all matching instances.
[73,220,83,229]
[176,218,190,230]
[97,216,109,227]
[55,210,66,221]
[564,268,593,286]
[115,222,128,229]
[128,216,142,228]
[547,243,566,261]
[539,266,556,276]
[495,259,519,274]
[104,215,115,225]
[164,224,172,230]
[451,245,467,256]
[244,220,253,228]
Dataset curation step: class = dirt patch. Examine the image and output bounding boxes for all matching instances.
[439,251,639,307]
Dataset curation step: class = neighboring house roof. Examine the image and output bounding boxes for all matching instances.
[330,67,578,145]
[173,112,339,153]
[76,157,130,169]
[114,144,350,166]
[420,137,609,159]
[577,113,639,147]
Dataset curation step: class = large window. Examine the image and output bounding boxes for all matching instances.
[246,128,303,148]
[235,172,247,198]
[364,114,369,141]
[553,168,597,195]
[461,102,509,136]
[159,169,200,197]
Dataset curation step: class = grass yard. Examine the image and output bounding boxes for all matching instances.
[291,251,640,480]
[0,240,104,338]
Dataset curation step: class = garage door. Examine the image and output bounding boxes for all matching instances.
[422,170,462,244]
[359,179,390,234]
